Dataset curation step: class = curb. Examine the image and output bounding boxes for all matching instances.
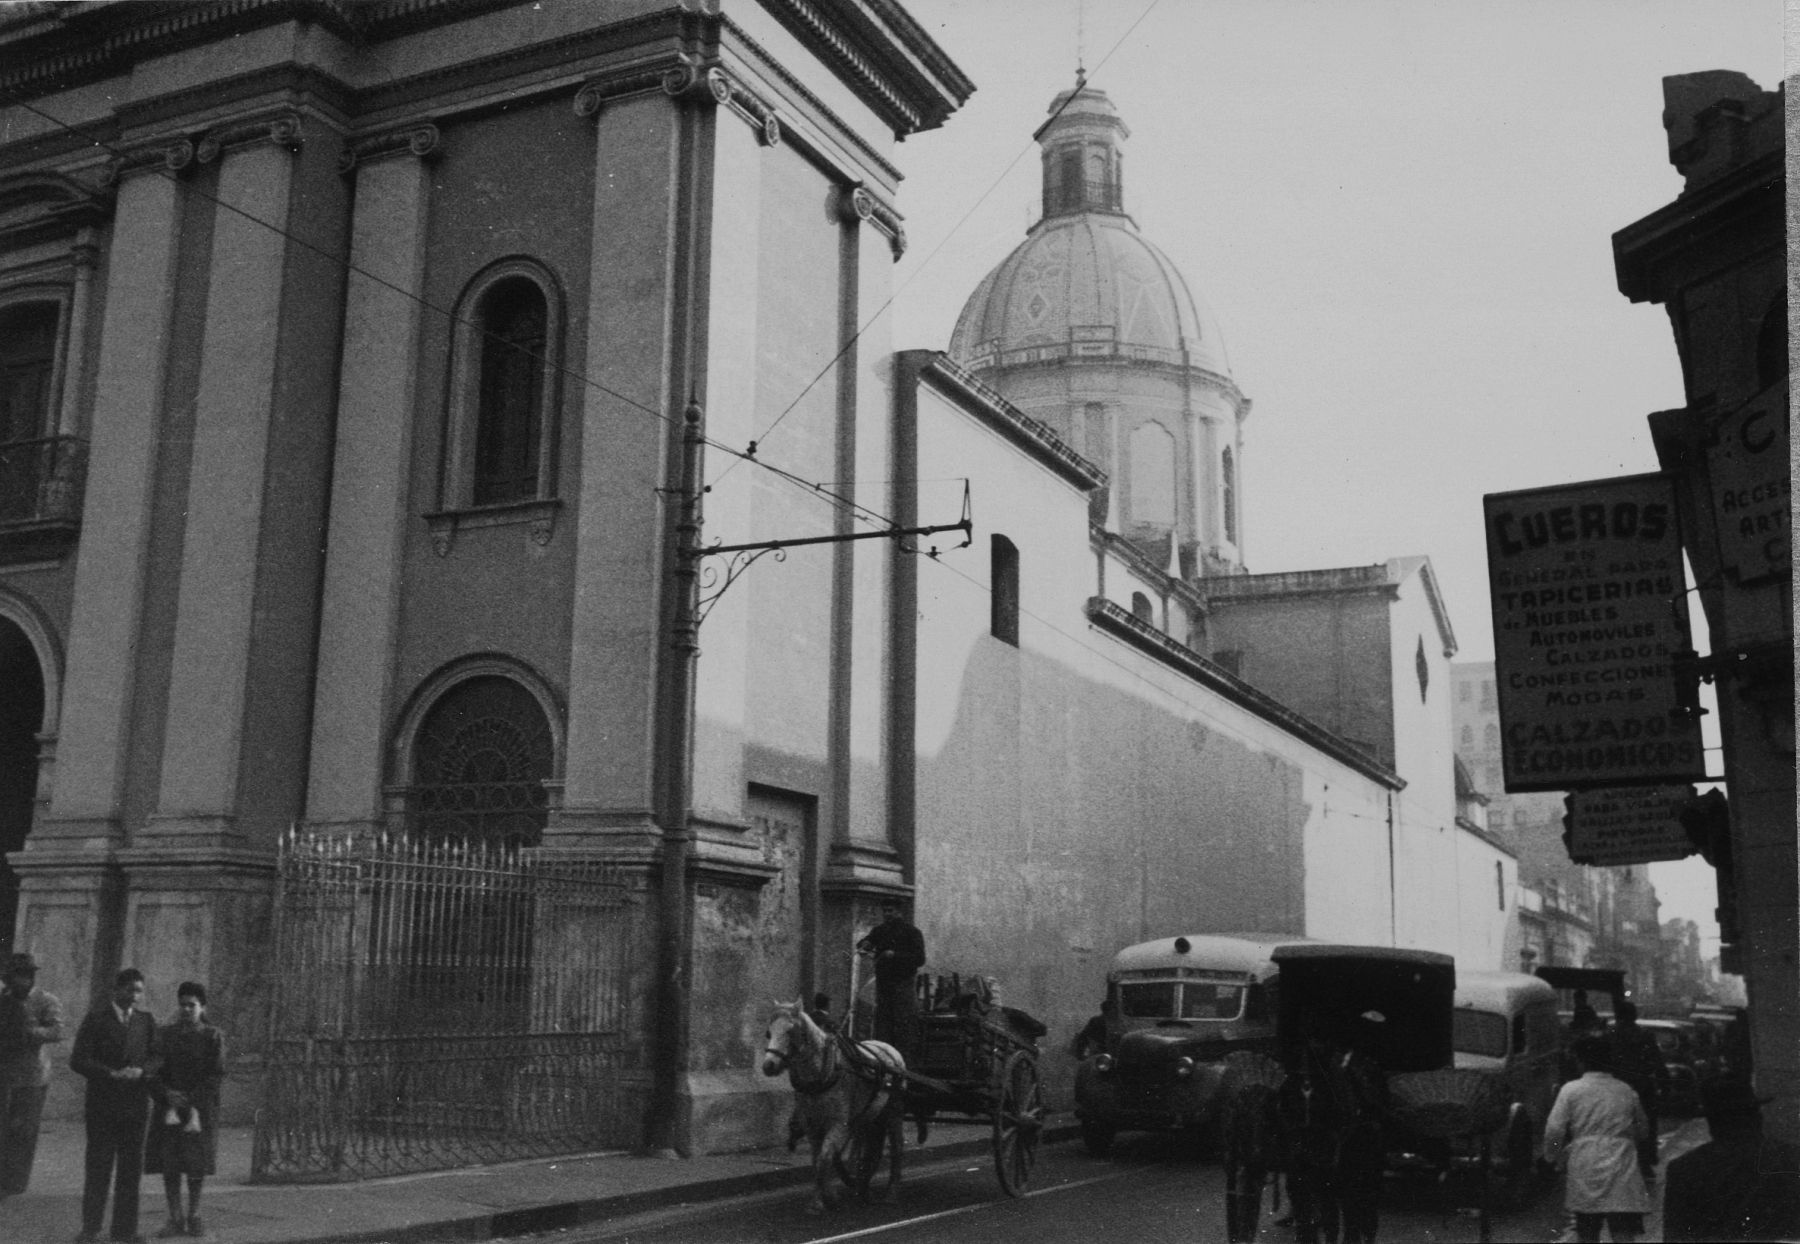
[274,1121,1082,1244]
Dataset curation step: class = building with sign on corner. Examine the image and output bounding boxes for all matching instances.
[1612,69,1792,1143]
[1451,660,1664,993]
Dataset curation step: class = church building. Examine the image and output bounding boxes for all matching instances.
[0,1,1510,1161]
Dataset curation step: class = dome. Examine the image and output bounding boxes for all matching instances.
[947,213,1233,378]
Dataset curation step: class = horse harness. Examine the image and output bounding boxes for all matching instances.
[770,1029,902,1127]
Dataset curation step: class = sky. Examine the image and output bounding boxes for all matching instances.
[879,0,1786,945]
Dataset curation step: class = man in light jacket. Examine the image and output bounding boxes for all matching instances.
[1544,1034,1650,1244]
[0,951,64,1197]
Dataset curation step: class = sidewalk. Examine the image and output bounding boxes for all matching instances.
[0,1113,1080,1244]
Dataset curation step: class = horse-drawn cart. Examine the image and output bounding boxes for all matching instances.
[896,975,1048,1196]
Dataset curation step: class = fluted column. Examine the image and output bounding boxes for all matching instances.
[150,139,296,839]
[304,128,438,835]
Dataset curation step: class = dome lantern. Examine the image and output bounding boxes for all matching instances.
[1036,75,1129,219]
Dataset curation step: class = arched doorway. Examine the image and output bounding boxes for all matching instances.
[0,617,44,959]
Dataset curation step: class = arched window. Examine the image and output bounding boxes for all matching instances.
[1130,591,1154,623]
[1460,725,1474,749]
[443,260,562,512]
[407,675,553,848]
[473,280,547,505]
[1221,446,1238,545]
[1128,421,1175,530]
[0,302,58,447]
[1484,723,1500,750]
[990,534,1019,646]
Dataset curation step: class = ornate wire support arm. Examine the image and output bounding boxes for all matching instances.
[692,544,788,627]
[684,487,973,624]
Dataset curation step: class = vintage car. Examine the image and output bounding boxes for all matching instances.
[1448,971,1562,1172]
[1073,933,1301,1155]
[1637,1018,1706,1115]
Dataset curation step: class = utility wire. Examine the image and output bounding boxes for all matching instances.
[0,84,896,537]
[711,0,1164,489]
[0,1,1163,545]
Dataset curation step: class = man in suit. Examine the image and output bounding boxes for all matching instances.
[70,968,160,1244]
[0,951,64,1198]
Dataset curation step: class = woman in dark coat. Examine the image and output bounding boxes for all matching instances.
[146,981,225,1238]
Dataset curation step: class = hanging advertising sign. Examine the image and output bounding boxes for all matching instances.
[1563,785,1699,866]
[1484,473,1704,792]
[1707,379,1790,584]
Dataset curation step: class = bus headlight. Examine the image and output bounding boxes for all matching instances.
[1094,1054,1114,1073]
[1173,1056,1196,1079]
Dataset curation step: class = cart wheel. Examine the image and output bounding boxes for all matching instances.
[992,1051,1045,1197]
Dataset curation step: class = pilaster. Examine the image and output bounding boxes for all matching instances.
[554,83,682,855]
[303,125,438,837]
[40,161,183,845]
[149,132,298,844]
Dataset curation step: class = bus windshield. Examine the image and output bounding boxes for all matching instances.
[1119,981,1246,1021]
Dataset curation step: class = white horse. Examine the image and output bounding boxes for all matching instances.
[761,1000,907,1214]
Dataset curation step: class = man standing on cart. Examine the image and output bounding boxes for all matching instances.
[857,897,925,1052]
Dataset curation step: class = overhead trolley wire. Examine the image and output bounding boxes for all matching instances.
[710,0,1164,491]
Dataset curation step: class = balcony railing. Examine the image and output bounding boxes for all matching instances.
[0,435,87,561]
[1046,177,1123,215]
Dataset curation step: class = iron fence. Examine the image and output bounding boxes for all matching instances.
[253,831,643,1181]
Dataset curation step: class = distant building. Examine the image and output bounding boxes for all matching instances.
[1451,661,1662,987]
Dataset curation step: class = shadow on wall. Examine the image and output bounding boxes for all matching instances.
[914,631,1314,1095]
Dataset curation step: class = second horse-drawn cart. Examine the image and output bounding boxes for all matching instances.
[1220,944,1517,1243]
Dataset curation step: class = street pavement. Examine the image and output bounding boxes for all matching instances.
[0,1112,1704,1244]
[501,1116,1714,1244]
[0,1112,1079,1244]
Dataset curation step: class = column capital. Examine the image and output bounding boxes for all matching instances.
[194,110,304,166]
[100,136,196,186]
[338,122,442,175]
[836,183,906,260]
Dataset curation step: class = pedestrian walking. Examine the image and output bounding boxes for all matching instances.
[855,897,924,1052]
[71,967,160,1244]
[1543,1034,1650,1243]
[1606,1000,1663,1178]
[0,951,64,1197]
[1662,1078,1800,1242]
[145,982,224,1239]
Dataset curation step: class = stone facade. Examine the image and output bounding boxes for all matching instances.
[1612,70,1793,1143]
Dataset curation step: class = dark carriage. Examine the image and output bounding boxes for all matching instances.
[1219,944,1515,1243]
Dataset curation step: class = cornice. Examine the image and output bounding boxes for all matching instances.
[1090,525,1209,615]
[1612,149,1782,304]
[717,14,902,187]
[0,0,359,101]
[1085,595,1407,792]
[918,352,1107,493]
[758,0,920,135]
